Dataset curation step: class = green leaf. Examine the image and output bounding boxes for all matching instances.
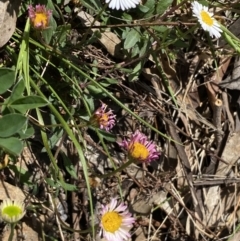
[0,113,27,137]
[0,137,23,156]
[45,178,59,188]
[156,0,173,15]
[9,96,49,113]
[7,77,25,103]
[97,129,116,142]
[9,165,31,184]
[131,44,140,58]
[62,153,78,179]
[122,28,130,39]
[64,6,71,13]
[128,60,144,82]
[84,94,95,112]
[140,0,155,18]
[0,68,15,94]
[124,28,141,49]
[1,77,26,112]
[55,24,71,47]
[152,26,169,33]
[17,126,34,139]
[81,0,102,11]
[42,16,57,44]
[58,180,77,191]
[47,0,60,18]
[42,128,63,150]
[138,4,150,13]
[87,84,104,95]
[122,13,133,20]
[102,78,118,85]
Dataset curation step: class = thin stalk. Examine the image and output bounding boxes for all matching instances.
[96,159,134,178]
[8,223,16,241]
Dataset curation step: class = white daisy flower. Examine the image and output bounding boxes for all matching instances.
[191,1,222,39]
[99,199,135,241]
[0,199,26,223]
[105,0,140,11]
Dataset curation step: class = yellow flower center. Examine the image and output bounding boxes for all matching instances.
[99,114,109,126]
[101,211,122,233]
[33,13,48,28]
[200,11,213,26]
[129,142,149,161]
[2,206,22,218]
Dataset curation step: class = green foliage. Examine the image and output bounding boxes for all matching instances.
[42,16,57,44]
[62,153,78,179]
[0,114,27,138]
[0,68,15,94]
[97,129,116,142]
[156,0,173,15]
[0,68,49,155]
[124,28,141,49]
[6,96,49,113]
[0,138,23,156]
[139,0,155,18]
[9,77,26,102]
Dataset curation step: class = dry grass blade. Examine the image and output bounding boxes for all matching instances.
[168,125,204,222]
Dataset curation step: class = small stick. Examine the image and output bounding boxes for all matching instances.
[213,98,223,146]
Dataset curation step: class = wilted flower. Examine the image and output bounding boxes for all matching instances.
[105,0,140,11]
[191,1,222,38]
[0,199,26,223]
[100,199,135,241]
[28,4,52,30]
[119,130,160,163]
[89,176,101,188]
[90,102,116,131]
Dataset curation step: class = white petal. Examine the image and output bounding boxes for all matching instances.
[109,199,117,211]
[106,0,140,10]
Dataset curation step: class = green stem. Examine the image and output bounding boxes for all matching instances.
[8,223,16,241]
[29,118,88,130]
[221,24,240,42]
[220,24,240,54]
[96,159,134,178]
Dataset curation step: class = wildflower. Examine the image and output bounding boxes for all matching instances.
[0,199,25,223]
[191,1,222,38]
[89,176,101,188]
[119,130,160,163]
[100,199,135,241]
[90,102,116,131]
[105,0,140,11]
[28,4,52,30]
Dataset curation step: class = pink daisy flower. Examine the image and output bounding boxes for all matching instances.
[28,4,52,30]
[90,102,116,131]
[119,130,160,163]
[100,199,135,241]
